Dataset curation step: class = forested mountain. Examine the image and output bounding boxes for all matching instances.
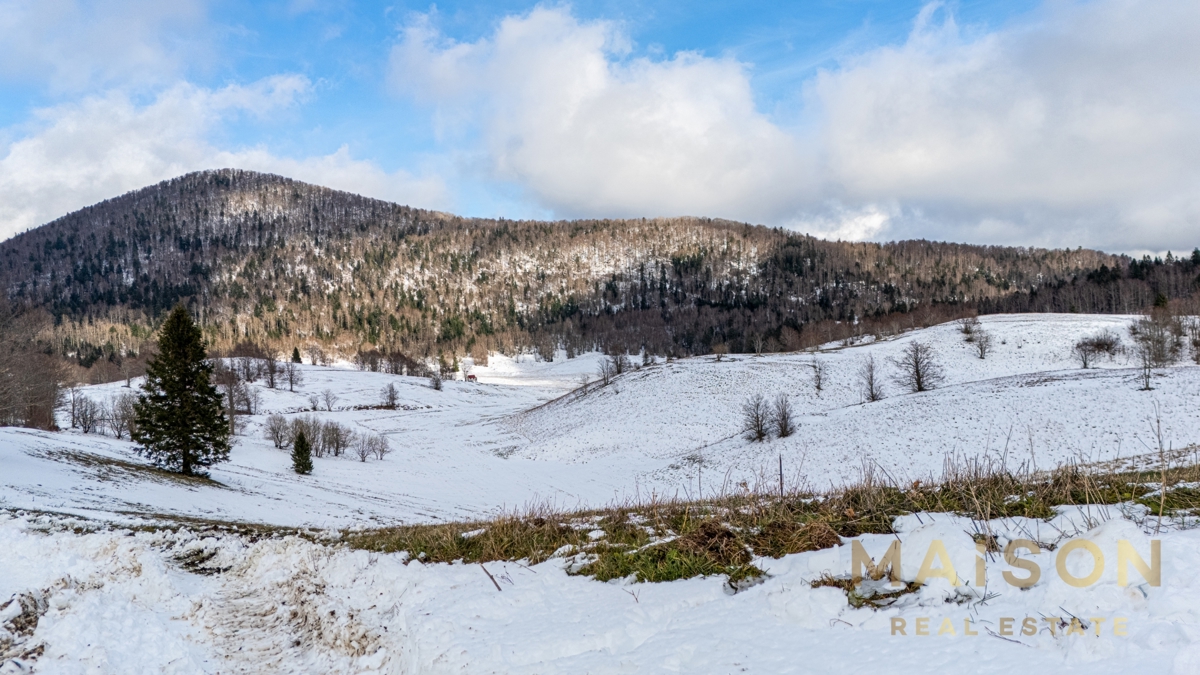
[2,169,1198,377]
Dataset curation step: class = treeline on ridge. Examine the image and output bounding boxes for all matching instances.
[1,169,1198,384]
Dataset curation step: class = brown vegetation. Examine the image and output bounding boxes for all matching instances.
[3,170,1197,385]
[345,450,1200,586]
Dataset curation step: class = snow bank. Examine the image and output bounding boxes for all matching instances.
[3,511,1198,674]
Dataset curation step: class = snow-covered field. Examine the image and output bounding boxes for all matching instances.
[3,314,1196,527]
[3,313,1200,673]
[2,507,1197,673]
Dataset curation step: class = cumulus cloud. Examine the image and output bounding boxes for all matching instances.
[0,0,212,91]
[391,8,815,225]
[813,0,1200,250]
[391,2,1200,252]
[0,76,448,239]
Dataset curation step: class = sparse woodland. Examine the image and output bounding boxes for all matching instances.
[1,169,1199,391]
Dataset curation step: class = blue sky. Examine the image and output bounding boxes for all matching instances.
[201,1,1037,172]
[0,1,1197,253]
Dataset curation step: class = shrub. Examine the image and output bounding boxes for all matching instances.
[265,414,290,448]
[772,394,794,438]
[741,393,768,441]
[355,433,391,462]
[974,330,993,359]
[1074,329,1122,368]
[380,383,399,408]
[859,355,884,402]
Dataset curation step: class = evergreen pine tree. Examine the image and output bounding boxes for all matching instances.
[131,305,230,475]
[292,347,302,363]
[292,430,313,475]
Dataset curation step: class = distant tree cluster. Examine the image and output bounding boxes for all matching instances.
[0,302,64,429]
[265,413,391,464]
[65,388,138,438]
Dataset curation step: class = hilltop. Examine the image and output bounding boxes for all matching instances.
[2,170,1196,383]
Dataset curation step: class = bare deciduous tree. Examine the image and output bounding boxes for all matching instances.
[212,360,242,435]
[321,389,339,411]
[265,414,291,448]
[354,437,373,462]
[369,433,392,460]
[597,359,616,386]
[355,433,391,462]
[236,355,262,383]
[429,372,443,391]
[1074,329,1121,370]
[974,330,993,359]
[246,387,262,415]
[76,397,101,434]
[811,358,827,394]
[1131,313,1182,368]
[772,393,795,438]
[321,421,356,457]
[67,386,84,429]
[107,393,137,439]
[858,355,884,402]
[289,415,323,456]
[380,383,399,408]
[1073,340,1097,368]
[891,341,945,393]
[119,358,140,388]
[958,316,980,338]
[306,345,324,366]
[283,361,303,392]
[1136,340,1155,390]
[263,357,279,389]
[742,393,769,442]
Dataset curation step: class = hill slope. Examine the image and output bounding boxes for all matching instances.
[3,170,1197,377]
[2,314,1197,526]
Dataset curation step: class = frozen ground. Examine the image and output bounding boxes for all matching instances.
[3,313,1200,673]
[2,314,1198,527]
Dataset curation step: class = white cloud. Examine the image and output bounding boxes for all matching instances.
[0,76,448,240]
[391,8,814,225]
[789,203,896,242]
[0,0,212,91]
[812,0,1200,250]
[391,2,1200,252]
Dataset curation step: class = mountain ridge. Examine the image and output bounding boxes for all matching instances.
[1,169,1196,377]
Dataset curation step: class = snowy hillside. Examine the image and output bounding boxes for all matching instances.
[3,314,1198,528]
[4,313,1200,674]
[514,314,1200,493]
